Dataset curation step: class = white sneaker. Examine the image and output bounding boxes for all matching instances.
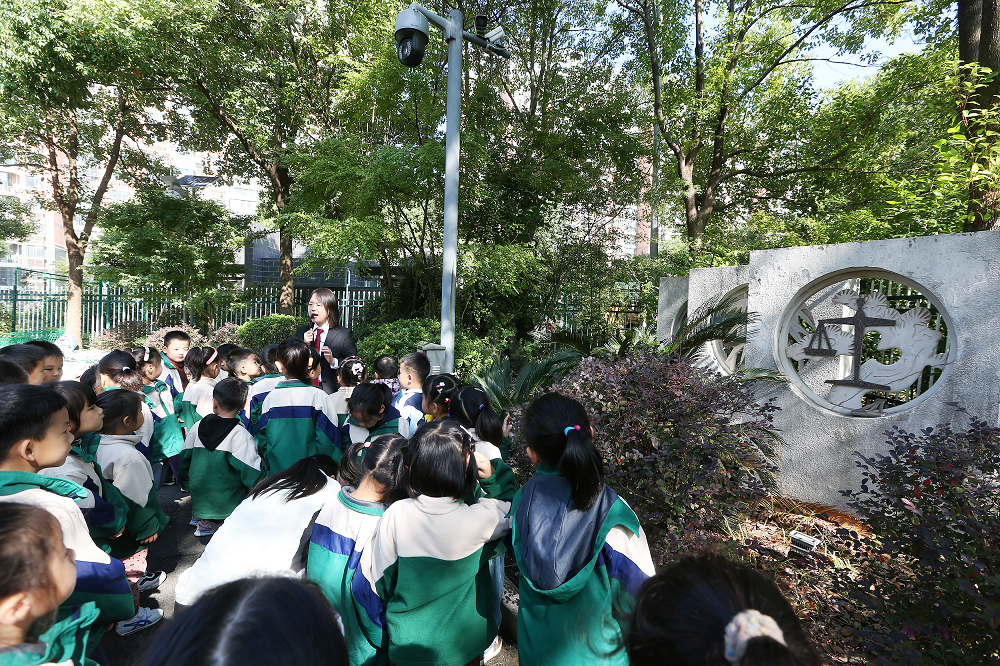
[115,606,163,636]
[483,635,502,662]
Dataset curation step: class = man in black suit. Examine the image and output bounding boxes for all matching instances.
[295,288,358,394]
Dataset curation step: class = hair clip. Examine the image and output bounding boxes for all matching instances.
[563,425,581,436]
[143,347,150,362]
[444,397,450,403]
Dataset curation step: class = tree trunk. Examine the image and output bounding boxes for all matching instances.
[279,228,294,314]
[960,0,983,65]
[963,0,1000,231]
[65,242,85,344]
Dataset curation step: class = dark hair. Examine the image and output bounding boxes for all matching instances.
[338,358,366,388]
[131,346,163,373]
[627,553,822,666]
[405,420,476,501]
[0,503,63,609]
[448,387,502,448]
[0,385,68,461]
[79,365,97,392]
[373,355,399,380]
[163,330,192,347]
[348,383,392,419]
[249,454,339,503]
[214,378,249,413]
[185,347,218,380]
[523,392,604,510]
[421,373,461,412]
[261,345,280,374]
[97,350,144,392]
[216,344,239,372]
[26,340,62,358]
[0,344,46,375]
[0,359,29,385]
[308,347,323,374]
[276,339,311,384]
[399,352,430,382]
[43,381,97,433]
[140,577,348,666]
[308,288,341,328]
[228,348,256,370]
[338,434,408,503]
[97,389,143,435]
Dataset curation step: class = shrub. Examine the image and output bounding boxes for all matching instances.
[144,323,207,350]
[553,344,780,543]
[237,314,307,351]
[90,320,152,350]
[208,322,241,347]
[356,317,504,376]
[831,411,1000,665]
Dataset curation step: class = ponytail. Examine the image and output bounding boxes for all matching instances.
[130,345,162,374]
[97,350,144,392]
[449,387,502,449]
[338,433,408,503]
[276,339,311,384]
[249,454,338,502]
[185,346,218,381]
[421,373,461,413]
[523,392,604,510]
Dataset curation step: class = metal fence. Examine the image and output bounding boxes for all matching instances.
[0,269,383,339]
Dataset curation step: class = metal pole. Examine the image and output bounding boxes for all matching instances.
[10,267,18,333]
[650,0,661,260]
[439,8,463,375]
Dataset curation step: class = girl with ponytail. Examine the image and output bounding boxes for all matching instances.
[96,350,155,460]
[446,386,509,461]
[511,392,655,666]
[132,346,184,488]
[257,339,341,474]
[178,347,220,431]
[307,434,408,665]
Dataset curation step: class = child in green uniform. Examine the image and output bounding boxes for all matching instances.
[178,347,220,432]
[132,347,184,488]
[343,384,403,448]
[0,503,101,666]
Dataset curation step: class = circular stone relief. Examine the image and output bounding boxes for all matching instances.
[702,285,748,376]
[777,272,955,417]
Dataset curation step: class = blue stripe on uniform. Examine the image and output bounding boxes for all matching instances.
[596,543,648,598]
[73,558,131,595]
[310,523,362,567]
[350,567,386,628]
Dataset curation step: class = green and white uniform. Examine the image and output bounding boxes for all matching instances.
[357,464,516,666]
[247,373,283,435]
[343,406,404,448]
[180,416,264,520]
[93,434,169,559]
[257,380,342,472]
[511,468,656,666]
[0,602,101,666]
[142,380,184,463]
[177,377,216,431]
[307,488,389,666]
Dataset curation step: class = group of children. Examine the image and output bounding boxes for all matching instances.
[0,332,823,666]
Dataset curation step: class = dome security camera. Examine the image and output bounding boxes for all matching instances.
[395,7,429,67]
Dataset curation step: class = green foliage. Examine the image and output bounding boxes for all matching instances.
[469,350,582,413]
[236,315,307,351]
[831,411,1000,664]
[91,320,152,350]
[0,196,35,241]
[145,323,207,350]
[356,318,505,377]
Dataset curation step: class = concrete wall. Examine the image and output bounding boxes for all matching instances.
[661,231,1000,507]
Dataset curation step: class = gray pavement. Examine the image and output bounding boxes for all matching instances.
[99,484,519,665]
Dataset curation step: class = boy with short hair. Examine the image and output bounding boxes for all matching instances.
[26,339,64,381]
[0,344,47,384]
[247,345,283,436]
[179,378,263,537]
[159,330,191,400]
[0,384,139,636]
[397,352,430,438]
[0,359,29,385]
[228,348,262,383]
[373,354,401,399]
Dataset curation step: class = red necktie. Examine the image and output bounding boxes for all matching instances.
[313,327,322,386]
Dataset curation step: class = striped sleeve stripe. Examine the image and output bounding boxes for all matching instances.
[598,524,656,597]
[73,558,132,596]
[310,523,363,568]
[350,563,386,628]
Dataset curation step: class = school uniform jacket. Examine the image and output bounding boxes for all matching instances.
[174,477,341,607]
[0,602,101,666]
[257,380,342,472]
[511,469,656,666]
[343,406,404,448]
[328,386,355,427]
[93,434,169,559]
[157,353,186,404]
[180,416,264,520]
[307,488,389,666]
[178,377,217,430]
[40,436,128,552]
[0,472,134,626]
[396,389,425,439]
[355,465,516,666]
[248,373,283,435]
[142,380,184,462]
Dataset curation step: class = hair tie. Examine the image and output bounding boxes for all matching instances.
[436,381,445,390]
[479,404,485,411]
[724,610,786,663]
[122,366,129,372]
[205,350,218,365]
[444,397,450,403]
[143,347,150,362]
[563,425,581,436]
[364,441,373,448]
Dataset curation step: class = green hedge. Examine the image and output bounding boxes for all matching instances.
[356,317,505,377]
[237,314,308,350]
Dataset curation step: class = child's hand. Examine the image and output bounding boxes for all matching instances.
[502,413,513,438]
[111,529,124,539]
[140,534,158,545]
[474,452,493,479]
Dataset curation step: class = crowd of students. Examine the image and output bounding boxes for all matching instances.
[0,291,823,666]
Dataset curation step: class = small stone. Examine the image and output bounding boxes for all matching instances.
[840,627,854,636]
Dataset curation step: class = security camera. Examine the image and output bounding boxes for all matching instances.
[485,26,505,44]
[474,15,488,36]
[395,7,429,67]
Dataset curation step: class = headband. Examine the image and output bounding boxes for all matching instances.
[724,610,786,663]
[205,350,218,365]
[564,425,581,436]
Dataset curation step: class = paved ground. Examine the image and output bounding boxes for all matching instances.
[100,485,519,666]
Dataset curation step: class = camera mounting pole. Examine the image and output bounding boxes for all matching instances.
[398,3,508,374]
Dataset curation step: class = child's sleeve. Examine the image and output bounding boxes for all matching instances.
[112,461,161,540]
[179,424,197,490]
[315,398,343,464]
[353,513,399,647]
[478,459,517,502]
[605,521,656,631]
[229,429,265,490]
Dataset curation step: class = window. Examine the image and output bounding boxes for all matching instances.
[25,176,44,190]
[0,173,9,192]
[231,199,257,213]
